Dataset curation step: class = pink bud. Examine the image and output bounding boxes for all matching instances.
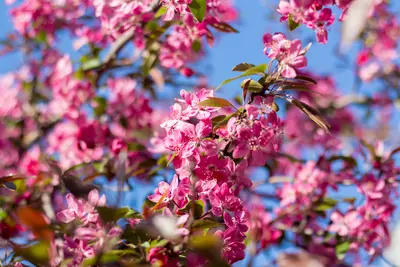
[180,67,194,77]
[111,139,126,155]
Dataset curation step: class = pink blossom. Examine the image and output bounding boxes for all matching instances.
[306,8,335,44]
[263,33,309,78]
[358,174,386,200]
[194,155,230,182]
[56,190,105,224]
[148,175,179,208]
[329,210,361,236]
[208,183,242,216]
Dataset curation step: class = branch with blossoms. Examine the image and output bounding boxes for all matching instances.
[0,0,400,267]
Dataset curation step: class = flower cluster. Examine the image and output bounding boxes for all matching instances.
[269,151,399,263]
[56,190,122,266]
[355,1,400,82]
[147,88,283,263]
[1,0,400,266]
[284,72,355,152]
[263,32,310,78]
[9,0,87,43]
[277,0,335,43]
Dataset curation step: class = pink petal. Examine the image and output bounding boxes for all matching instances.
[88,189,99,206]
[66,194,81,213]
[56,210,76,223]
[281,65,297,78]
[316,29,328,44]
[291,55,308,68]
[164,7,175,21]
[233,143,249,159]
[75,227,98,240]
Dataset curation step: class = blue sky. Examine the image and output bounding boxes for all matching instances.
[0,0,358,92]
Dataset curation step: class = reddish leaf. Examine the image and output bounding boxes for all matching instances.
[16,206,53,241]
[210,22,239,33]
[0,174,25,185]
[286,98,331,133]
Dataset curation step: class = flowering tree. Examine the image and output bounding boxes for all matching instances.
[0,0,400,266]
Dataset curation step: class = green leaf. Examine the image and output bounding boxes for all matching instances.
[97,206,139,222]
[122,225,153,245]
[211,115,227,126]
[82,253,120,266]
[0,209,6,220]
[157,154,169,168]
[167,153,177,167]
[199,97,233,108]
[13,179,26,193]
[149,239,169,249]
[272,102,279,112]
[82,57,101,71]
[155,6,168,18]
[145,20,158,32]
[216,64,267,90]
[232,63,256,72]
[93,97,107,117]
[93,161,106,173]
[189,235,229,267]
[191,218,222,230]
[315,197,338,211]
[15,242,50,265]
[74,69,85,80]
[336,241,350,259]
[127,142,146,152]
[179,200,205,219]
[240,78,263,92]
[190,235,222,251]
[192,39,202,53]
[189,0,206,22]
[212,110,241,130]
[142,53,158,76]
[34,31,48,44]
[288,14,300,31]
[210,22,239,33]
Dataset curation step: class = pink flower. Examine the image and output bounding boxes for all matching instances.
[194,155,230,182]
[224,211,248,241]
[56,190,106,224]
[358,174,386,200]
[208,183,242,216]
[263,32,309,78]
[359,62,380,82]
[329,210,361,236]
[148,175,179,208]
[306,8,335,44]
[279,39,309,78]
[111,138,126,155]
[161,0,190,21]
[178,88,219,119]
[263,32,288,59]
[232,121,274,166]
[215,229,246,264]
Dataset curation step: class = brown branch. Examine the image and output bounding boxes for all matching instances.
[103,29,135,67]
